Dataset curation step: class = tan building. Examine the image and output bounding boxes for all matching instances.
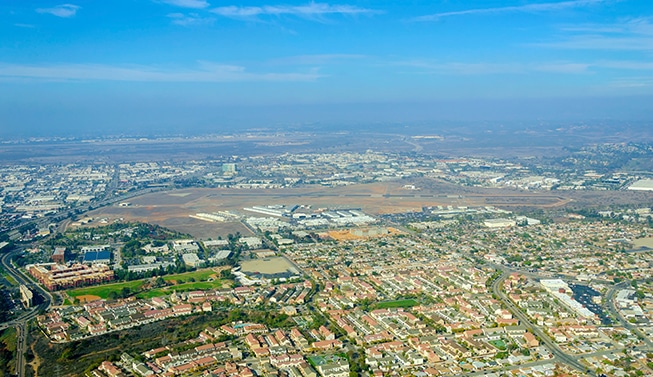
[27,263,114,291]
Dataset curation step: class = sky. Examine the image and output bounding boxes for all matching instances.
[1,0,653,137]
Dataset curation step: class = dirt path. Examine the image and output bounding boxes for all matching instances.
[28,343,41,377]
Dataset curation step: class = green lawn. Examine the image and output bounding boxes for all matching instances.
[136,280,224,299]
[162,269,218,283]
[67,268,224,301]
[1,272,18,286]
[489,339,507,350]
[67,280,146,299]
[374,299,419,309]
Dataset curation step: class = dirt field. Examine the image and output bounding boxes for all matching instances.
[633,238,653,248]
[240,257,298,275]
[77,295,102,303]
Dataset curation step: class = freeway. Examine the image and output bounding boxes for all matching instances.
[0,249,52,377]
[491,271,596,376]
[15,323,27,377]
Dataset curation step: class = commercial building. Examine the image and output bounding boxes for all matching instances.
[20,285,33,308]
[81,245,111,253]
[182,253,204,268]
[83,251,112,265]
[27,263,114,291]
[628,179,653,191]
[484,218,517,228]
[52,247,66,264]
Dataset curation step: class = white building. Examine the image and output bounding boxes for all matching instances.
[484,218,516,228]
[182,253,204,268]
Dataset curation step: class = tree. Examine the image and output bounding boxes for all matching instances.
[155,276,166,287]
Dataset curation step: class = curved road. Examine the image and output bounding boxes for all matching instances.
[491,271,596,376]
[605,281,653,349]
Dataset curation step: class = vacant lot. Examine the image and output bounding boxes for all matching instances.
[633,237,653,249]
[240,257,298,275]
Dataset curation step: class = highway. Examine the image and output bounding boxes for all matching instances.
[1,250,52,377]
[0,180,162,376]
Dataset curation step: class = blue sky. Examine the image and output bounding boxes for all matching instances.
[1,0,653,136]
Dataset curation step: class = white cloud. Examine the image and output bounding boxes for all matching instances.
[211,3,379,20]
[542,35,653,50]
[609,77,653,88]
[597,60,653,70]
[394,60,592,75]
[395,58,653,76]
[535,63,590,73]
[36,4,80,18]
[159,0,210,9]
[167,12,214,26]
[394,60,522,75]
[0,62,322,82]
[539,17,653,51]
[414,0,608,21]
[270,54,367,65]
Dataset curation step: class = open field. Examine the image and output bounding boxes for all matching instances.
[67,268,226,301]
[374,299,419,309]
[67,280,147,300]
[162,268,221,284]
[633,237,653,249]
[136,280,225,299]
[240,257,298,276]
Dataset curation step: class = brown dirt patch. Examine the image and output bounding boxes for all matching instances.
[77,295,102,303]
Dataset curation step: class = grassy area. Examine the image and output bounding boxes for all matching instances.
[0,328,17,376]
[308,355,344,368]
[136,280,224,299]
[67,268,224,301]
[0,328,17,353]
[374,299,419,309]
[67,280,147,299]
[162,269,218,283]
[489,339,507,350]
[1,273,17,286]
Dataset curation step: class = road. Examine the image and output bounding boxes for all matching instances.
[491,271,596,376]
[1,250,52,377]
[605,281,653,349]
